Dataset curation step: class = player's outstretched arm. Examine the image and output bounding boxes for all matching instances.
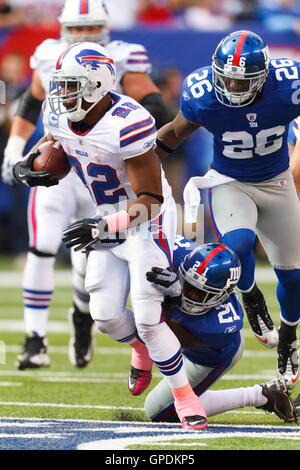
[156,110,201,161]
[1,70,45,185]
[290,137,300,198]
[125,147,163,224]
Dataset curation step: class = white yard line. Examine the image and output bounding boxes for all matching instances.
[0,266,277,288]
[0,401,266,415]
[0,319,280,337]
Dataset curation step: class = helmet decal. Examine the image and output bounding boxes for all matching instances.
[195,244,227,275]
[79,0,89,14]
[75,48,115,75]
[231,30,249,67]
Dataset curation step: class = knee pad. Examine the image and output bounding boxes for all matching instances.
[222,228,256,261]
[95,317,121,335]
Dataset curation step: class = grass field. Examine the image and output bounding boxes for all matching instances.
[0,261,300,451]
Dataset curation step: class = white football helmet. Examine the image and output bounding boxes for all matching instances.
[48,41,116,122]
[59,0,110,45]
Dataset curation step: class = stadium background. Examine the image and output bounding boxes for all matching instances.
[1,0,300,262]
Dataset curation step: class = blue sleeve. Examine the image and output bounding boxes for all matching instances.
[180,77,199,124]
[179,67,212,125]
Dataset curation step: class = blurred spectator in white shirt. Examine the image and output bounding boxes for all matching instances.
[9,0,64,25]
[105,0,138,30]
[182,0,233,31]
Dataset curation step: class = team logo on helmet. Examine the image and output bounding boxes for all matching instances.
[75,49,115,75]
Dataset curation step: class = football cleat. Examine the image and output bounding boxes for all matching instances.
[293,393,300,417]
[277,339,299,389]
[16,332,50,370]
[68,307,95,368]
[257,378,297,423]
[181,415,208,431]
[242,295,279,348]
[128,365,152,396]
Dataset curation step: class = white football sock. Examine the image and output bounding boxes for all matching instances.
[199,384,267,417]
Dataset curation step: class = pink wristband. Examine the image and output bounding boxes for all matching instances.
[103,210,130,233]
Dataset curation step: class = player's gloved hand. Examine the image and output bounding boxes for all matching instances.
[146,267,182,301]
[62,217,126,252]
[12,149,59,187]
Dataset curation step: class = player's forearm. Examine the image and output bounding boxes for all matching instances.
[9,116,36,142]
[156,121,182,161]
[127,194,162,226]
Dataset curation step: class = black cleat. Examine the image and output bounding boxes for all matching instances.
[68,306,95,368]
[257,378,297,423]
[277,339,299,389]
[181,415,208,430]
[293,393,300,417]
[16,332,50,370]
[242,289,279,348]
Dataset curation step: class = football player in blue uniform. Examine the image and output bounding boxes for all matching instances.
[155,30,300,389]
[145,236,297,424]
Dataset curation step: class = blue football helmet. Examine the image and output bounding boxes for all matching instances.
[212,30,269,107]
[178,243,241,315]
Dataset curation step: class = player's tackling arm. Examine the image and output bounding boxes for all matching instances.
[156,110,201,161]
[125,148,163,224]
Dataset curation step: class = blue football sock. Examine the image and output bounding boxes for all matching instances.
[275,268,300,325]
[222,229,256,291]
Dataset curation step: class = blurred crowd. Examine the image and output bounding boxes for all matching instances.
[0,1,300,32]
[1,0,300,259]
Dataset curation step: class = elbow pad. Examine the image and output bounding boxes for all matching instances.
[16,87,43,125]
[140,93,169,129]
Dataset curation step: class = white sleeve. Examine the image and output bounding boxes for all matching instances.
[107,40,152,77]
[118,107,157,160]
[293,117,300,141]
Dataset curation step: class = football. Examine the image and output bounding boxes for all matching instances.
[32,140,71,180]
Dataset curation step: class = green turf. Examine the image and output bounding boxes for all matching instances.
[0,266,299,450]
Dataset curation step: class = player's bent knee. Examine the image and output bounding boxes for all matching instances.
[222,228,255,259]
[95,318,121,335]
[89,291,123,322]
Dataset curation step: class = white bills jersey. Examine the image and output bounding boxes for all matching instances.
[30,38,152,95]
[42,92,173,215]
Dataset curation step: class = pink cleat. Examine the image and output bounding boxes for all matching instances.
[128,365,152,396]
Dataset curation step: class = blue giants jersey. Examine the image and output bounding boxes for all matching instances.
[180,59,300,182]
[171,236,244,368]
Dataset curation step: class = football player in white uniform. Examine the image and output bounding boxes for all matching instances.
[13,41,208,432]
[1,0,167,370]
